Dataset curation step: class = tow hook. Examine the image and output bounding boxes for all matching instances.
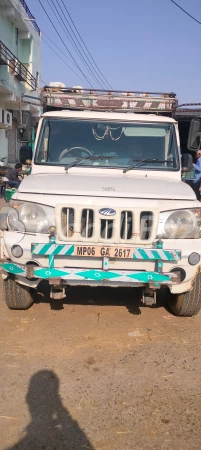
[142,288,156,306]
[49,279,66,300]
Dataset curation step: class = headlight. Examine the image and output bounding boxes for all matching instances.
[157,209,201,239]
[8,201,55,234]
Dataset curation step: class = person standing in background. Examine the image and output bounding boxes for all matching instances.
[193,150,201,200]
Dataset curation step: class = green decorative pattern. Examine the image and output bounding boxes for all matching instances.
[34,268,70,279]
[127,271,170,283]
[132,248,181,261]
[76,270,120,281]
[1,262,177,285]
[32,243,74,256]
[2,262,26,275]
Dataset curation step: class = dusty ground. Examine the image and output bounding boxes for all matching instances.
[0,282,201,450]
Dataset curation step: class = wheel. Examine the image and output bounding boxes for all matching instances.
[3,276,34,310]
[168,272,201,317]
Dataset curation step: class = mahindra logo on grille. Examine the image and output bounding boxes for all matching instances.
[99,208,116,216]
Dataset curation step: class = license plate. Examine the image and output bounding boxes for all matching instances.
[74,245,133,259]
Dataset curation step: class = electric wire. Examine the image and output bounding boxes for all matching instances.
[37,0,93,87]
[169,0,201,26]
[54,0,110,89]
[42,36,87,84]
[12,0,111,89]
[47,0,105,88]
[60,0,113,89]
[11,0,86,85]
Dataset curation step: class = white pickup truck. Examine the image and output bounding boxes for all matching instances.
[1,88,201,316]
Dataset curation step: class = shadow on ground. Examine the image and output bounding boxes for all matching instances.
[35,283,170,315]
[5,370,93,450]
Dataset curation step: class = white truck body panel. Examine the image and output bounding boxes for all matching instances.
[18,172,195,200]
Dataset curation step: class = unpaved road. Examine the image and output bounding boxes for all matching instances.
[0,283,201,450]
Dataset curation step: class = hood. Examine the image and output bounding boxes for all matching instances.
[19,173,195,200]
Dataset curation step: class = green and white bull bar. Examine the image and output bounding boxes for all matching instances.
[1,238,182,287]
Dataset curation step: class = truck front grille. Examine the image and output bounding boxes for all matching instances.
[57,205,158,244]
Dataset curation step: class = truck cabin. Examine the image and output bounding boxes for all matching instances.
[18,89,201,181]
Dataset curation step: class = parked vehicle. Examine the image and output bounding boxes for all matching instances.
[1,87,201,316]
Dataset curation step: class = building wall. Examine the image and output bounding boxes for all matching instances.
[0,11,41,95]
[0,129,8,160]
[0,0,41,163]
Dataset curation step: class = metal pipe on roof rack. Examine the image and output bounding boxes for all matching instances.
[43,86,177,97]
[177,103,201,108]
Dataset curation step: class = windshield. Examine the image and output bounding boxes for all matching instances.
[35,119,179,171]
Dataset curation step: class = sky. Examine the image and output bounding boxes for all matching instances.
[27,0,201,103]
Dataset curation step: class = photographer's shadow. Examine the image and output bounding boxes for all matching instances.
[6,370,93,450]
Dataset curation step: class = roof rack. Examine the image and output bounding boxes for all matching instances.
[41,86,178,113]
[175,103,201,118]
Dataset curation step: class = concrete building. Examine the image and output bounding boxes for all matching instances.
[0,0,41,163]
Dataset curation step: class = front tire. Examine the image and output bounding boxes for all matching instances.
[3,276,34,310]
[168,272,201,317]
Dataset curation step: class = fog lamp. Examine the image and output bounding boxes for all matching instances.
[188,253,200,266]
[11,245,23,258]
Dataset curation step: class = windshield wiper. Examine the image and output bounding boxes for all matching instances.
[65,155,116,171]
[123,158,170,174]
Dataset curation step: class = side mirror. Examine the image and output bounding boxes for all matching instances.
[20,146,32,165]
[17,111,32,143]
[188,118,201,151]
[181,153,193,173]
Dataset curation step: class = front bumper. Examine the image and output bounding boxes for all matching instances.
[1,240,181,287]
[1,261,179,287]
[2,231,201,293]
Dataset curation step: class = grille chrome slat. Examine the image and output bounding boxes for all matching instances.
[66,208,69,236]
[86,209,89,235]
[105,220,108,238]
[125,211,128,240]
